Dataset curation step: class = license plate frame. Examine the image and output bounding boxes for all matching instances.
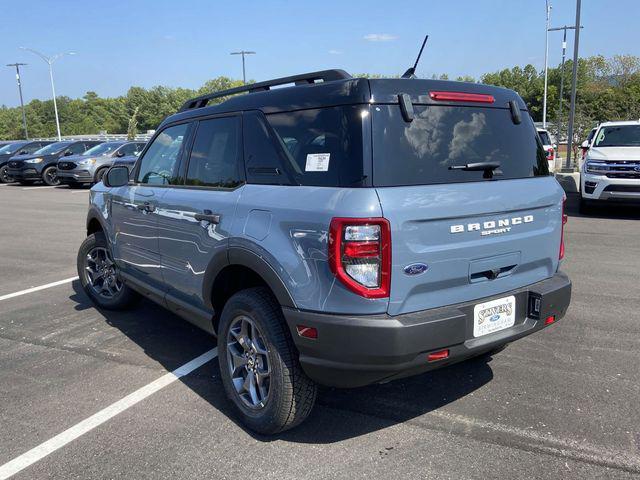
[473,295,516,338]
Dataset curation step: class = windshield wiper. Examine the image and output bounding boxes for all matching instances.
[449,161,502,179]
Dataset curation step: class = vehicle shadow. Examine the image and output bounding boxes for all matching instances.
[69,281,494,443]
[565,192,640,220]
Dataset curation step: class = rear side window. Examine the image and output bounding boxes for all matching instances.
[266,106,366,187]
[538,131,551,145]
[185,116,242,188]
[243,111,293,185]
[373,105,548,186]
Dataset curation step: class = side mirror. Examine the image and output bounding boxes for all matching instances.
[64,150,73,156]
[116,151,125,158]
[581,140,590,149]
[103,165,130,187]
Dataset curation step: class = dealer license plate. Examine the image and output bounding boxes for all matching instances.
[473,295,516,338]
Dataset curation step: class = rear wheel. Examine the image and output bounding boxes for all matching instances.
[0,165,14,183]
[42,166,60,186]
[77,232,139,309]
[218,287,317,434]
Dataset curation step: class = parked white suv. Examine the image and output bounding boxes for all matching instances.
[580,120,640,212]
[537,128,557,173]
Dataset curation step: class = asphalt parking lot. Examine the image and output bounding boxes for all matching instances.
[0,183,639,479]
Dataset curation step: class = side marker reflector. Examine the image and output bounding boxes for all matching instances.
[545,315,556,325]
[427,349,450,362]
[296,325,318,339]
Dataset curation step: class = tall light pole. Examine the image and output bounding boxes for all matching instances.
[548,25,582,142]
[564,0,582,172]
[542,0,551,128]
[6,63,29,139]
[19,47,76,141]
[230,50,256,84]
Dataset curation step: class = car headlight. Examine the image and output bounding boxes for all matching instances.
[585,161,608,174]
[78,158,96,166]
[24,157,43,164]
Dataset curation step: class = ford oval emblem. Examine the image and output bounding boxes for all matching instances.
[634,165,640,172]
[404,263,429,276]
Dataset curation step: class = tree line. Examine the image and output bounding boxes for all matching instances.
[1,55,638,142]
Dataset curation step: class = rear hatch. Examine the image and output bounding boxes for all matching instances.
[369,80,564,316]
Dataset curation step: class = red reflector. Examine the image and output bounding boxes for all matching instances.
[344,241,379,258]
[559,195,567,260]
[296,325,318,339]
[427,349,450,362]
[545,315,556,325]
[429,91,495,104]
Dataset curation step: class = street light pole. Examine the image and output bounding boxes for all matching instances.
[564,0,582,172]
[542,0,551,129]
[230,50,256,84]
[6,63,29,139]
[19,47,75,141]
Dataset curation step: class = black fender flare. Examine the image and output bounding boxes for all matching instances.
[202,246,296,310]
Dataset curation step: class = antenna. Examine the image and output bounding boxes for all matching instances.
[402,35,429,79]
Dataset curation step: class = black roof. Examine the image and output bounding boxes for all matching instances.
[162,69,527,129]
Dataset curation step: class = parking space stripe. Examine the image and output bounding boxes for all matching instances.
[21,186,58,190]
[0,347,217,479]
[0,277,79,302]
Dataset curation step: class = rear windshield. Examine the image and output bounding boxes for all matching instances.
[538,131,551,145]
[373,105,548,186]
[265,105,365,187]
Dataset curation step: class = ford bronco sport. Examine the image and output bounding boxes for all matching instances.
[78,70,572,434]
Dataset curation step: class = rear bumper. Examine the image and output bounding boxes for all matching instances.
[283,272,571,388]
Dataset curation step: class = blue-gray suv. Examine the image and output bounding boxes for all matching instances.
[78,70,572,434]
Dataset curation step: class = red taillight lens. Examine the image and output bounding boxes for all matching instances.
[547,147,555,161]
[429,91,495,103]
[559,195,567,260]
[329,217,391,298]
[545,315,556,325]
[296,325,318,339]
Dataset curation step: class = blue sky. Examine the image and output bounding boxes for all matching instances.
[1,0,638,107]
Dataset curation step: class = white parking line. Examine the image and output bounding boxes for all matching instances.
[0,277,79,302]
[21,186,57,190]
[0,348,217,479]
[70,189,90,194]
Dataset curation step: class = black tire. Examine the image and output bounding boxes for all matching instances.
[42,165,60,186]
[77,232,139,310]
[0,165,14,183]
[218,287,317,434]
[94,167,108,184]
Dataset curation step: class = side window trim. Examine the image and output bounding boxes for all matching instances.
[181,112,246,191]
[131,121,194,187]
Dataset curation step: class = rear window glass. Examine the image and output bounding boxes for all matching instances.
[266,106,365,187]
[538,131,551,145]
[372,105,548,186]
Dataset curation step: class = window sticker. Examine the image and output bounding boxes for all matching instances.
[305,153,330,172]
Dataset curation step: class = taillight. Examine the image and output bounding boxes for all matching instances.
[329,217,391,298]
[547,147,555,161]
[429,91,495,104]
[559,195,567,260]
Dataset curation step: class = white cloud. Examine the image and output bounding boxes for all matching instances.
[328,49,343,55]
[363,33,398,42]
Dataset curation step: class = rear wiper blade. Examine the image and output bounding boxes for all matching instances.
[449,161,502,179]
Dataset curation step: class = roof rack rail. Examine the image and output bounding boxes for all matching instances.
[179,69,352,112]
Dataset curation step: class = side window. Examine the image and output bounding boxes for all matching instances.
[137,123,189,185]
[243,111,293,185]
[119,143,137,156]
[69,143,88,155]
[135,143,146,155]
[185,116,242,188]
[24,143,42,154]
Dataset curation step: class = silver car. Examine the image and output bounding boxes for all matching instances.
[57,141,146,186]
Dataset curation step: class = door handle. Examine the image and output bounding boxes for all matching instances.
[137,201,155,213]
[194,209,220,224]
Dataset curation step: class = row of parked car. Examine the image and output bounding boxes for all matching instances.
[0,139,145,186]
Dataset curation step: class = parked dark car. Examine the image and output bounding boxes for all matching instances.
[58,141,146,186]
[7,140,103,186]
[111,154,140,173]
[0,140,54,183]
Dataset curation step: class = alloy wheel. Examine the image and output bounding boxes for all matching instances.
[84,246,123,299]
[226,315,271,409]
[44,167,60,186]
